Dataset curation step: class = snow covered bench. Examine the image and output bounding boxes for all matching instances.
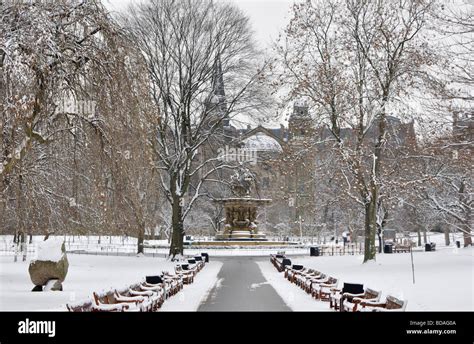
[302,273,327,293]
[66,299,93,312]
[344,288,382,312]
[310,276,338,299]
[332,286,381,312]
[175,265,195,284]
[187,258,205,272]
[314,277,339,301]
[270,254,291,272]
[123,282,166,311]
[193,256,206,271]
[284,264,305,282]
[92,291,133,312]
[91,281,165,312]
[359,295,407,312]
[296,269,323,291]
[66,273,180,312]
[161,272,184,296]
[393,244,411,253]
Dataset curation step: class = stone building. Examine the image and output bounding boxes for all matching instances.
[192,63,417,236]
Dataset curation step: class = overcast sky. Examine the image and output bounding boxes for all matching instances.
[102,0,295,49]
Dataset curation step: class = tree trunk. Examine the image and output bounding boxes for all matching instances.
[460,180,472,247]
[377,230,382,254]
[364,92,387,263]
[137,226,145,254]
[364,198,377,262]
[20,232,26,262]
[422,227,427,245]
[462,223,472,247]
[444,227,450,246]
[169,197,184,259]
[417,227,422,246]
[13,229,18,263]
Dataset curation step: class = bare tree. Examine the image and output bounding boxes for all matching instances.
[0,0,126,258]
[275,0,436,262]
[1,1,166,256]
[124,0,266,257]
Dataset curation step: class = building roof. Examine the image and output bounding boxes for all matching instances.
[241,132,283,152]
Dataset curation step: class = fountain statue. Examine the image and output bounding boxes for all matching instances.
[215,166,271,241]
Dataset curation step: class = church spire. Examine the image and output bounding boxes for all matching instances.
[206,53,229,127]
[212,54,226,98]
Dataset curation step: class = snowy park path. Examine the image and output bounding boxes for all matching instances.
[198,257,291,311]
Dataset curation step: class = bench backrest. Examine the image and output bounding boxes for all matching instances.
[386,295,407,310]
[146,276,163,284]
[342,283,364,295]
[106,291,117,304]
[93,292,106,305]
[67,300,93,312]
[365,288,381,301]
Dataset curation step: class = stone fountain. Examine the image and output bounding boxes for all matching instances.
[214,166,271,241]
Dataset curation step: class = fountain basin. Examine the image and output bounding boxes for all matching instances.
[214,197,271,241]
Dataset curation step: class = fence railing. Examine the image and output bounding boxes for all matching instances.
[0,239,365,258]
[317,243,364,256]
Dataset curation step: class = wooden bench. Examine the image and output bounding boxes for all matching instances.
[121,282,166,311]
[311,277,338,299]
[340,287,381,312]
[161,272,184,296]
[393,244,411,253]
[193,256,206,271]
[329,283,364,311]
[66,299,93,312]
[92,291,131,312]
[297,270,324,292]
[284,265,305,282]
[67,274,178,312]
[270,254,291,272]
[175,265,195,284]
[359,295,407,312]
[187,259,205,273]
[304,273,328,294]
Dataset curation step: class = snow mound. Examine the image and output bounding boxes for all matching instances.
[36,239,65,262]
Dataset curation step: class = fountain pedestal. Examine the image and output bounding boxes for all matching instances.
[214,197,271,241]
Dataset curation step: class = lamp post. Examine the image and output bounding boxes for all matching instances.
[288,197,295,241]
[299,215,303,244]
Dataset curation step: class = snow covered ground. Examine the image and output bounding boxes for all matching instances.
[0,254,222,311]
[257,261,330,311]
[0,235,309,257]
[160,261,223,311]
[1,233,464,258]
[259,246,473,311]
